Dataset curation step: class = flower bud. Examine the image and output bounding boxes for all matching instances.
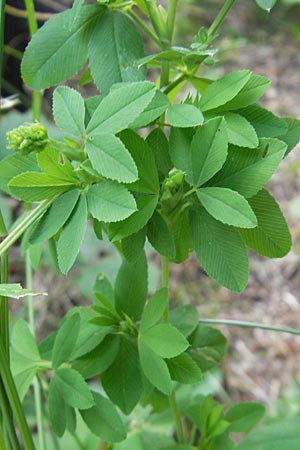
[6,122,49,155]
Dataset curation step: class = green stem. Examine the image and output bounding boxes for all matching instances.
[199,318,300,336]
[167,0,178,42]
[207,0,237,38]
[0,212,9,357]
[160,61,170,88]
[169,391,185,444]
[0,199,53,257]
[161,256,169,323]
[128,10,161,46]
[163,73,185,95]
[145,0,167,42]
[0,0,5,99]
[0,382,21,450]
[0,340,36,450]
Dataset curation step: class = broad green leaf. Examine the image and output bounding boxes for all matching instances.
[130,91,170,129]
[122,227,146,263]
[73,334,120,378]
[37,147,75,181]
[87,181,137,223]
[119,130,159,194]
[140,288,168,332]
[140,324,189,358]
[85,133,138,183]
[9,172,75,202]
[80,392,126,442]
[108,195,158,241]
[0,153,39,193]
[115,251,148,320]
[225,402,265,433]
[189,323,227,362]
[86,82,156,135]
[93,274,115,307]
[52,313,80,369]
[239,189,291,257]
[169,127,194,185]
[224,113,259,148]
[48,375,67,437]
[88,10,146,95]
[65,405,76,435]
[169,305,199,337]
[138,340,172,395]
[57,195,87,274]
[102,335,143,414]
[168,208,193,263]
[237,416,300,450]
[278,118,300,155]
[147,212,176,258]
[29,190,80,244]
[211,138,287,198]
[199,70,251,112]
[238,105,288,138]
[166,104,204,128]
[53,86,85,137]
[21,6,103,89]
[196,187,257,228]
[55,367,94,409]
[146,128,172,181]
[167,353,203,384]
[70,0,85,26]
[0,283,45,298]
[191,117,228,187]
[256,0,277,11]
[11,320,40,366]
[190,207,249,292]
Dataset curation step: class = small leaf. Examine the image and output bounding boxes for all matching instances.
[37,147,75,181]
[147,212,176,258]
[196,187,257,228]
[55,367,94,409]
[238,105,287,138]
[140,288,168,332]
[224,113,259,148]
[169,208,193,263]
[225,402,265,433]
[53,86,85,137]
[239,189,291,257]
[0,283,45,298]
[85,133,138,183]
[166,104,204,128]
[122,227,146,263]
[169,305,199,337]
[169,127,194,185]
[57,195,87,274]
[52,313,80,369]
[87,181,137,223]
[256,0,277,11]
[80,392,126,442]
[48,375,67,437]
[189,323,227,362]
[0,153,39,193]
[146,128,172,181]
[130,90,170,129]
[199,70,251,112]
[167,353,203,384]
[140,324,189,358]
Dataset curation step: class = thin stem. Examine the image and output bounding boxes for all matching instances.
[163,73,185,95]
[199,318,300,336]
[0,340,36,450]
[160,61,170,88]
[0,199,53,257]
[5,5,52,20]
[169,391,185,444]
[207,0,237,38]
[0,382,21,450]
[167,0,178,42]
[128,10,161,46]
[161,256,169,323]
[0,212,9,357]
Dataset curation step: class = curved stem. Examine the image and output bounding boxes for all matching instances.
[0,382,21,450]
[169,390,185,444]
[199,318,300,336]
[167,0,178,42]
[161,256,169,323]
[128,10,161,46]
[207,0,237,38]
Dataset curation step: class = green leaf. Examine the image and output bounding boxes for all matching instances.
[9,172,75,202]
[224,113,259,148]
[138,340,172,395]
[169,127,194,185]
[238,105,288,138]
[140,288,168,332]
[88,10,146,95]
[21,6,103,89]
[55,367,94,409]
[146,128,172,181]
[239,189,291,257]
[52,313,80,369]
[225,402,265,433]
[199,70,251,112]
[140,324,189,358]
[167,353,203,384]
[29,190,80,244]
[115,251,148,320]
[169,305,199,337]
[196,187,257,228]
[130,91,170,129]
[119,130,159,194]
[166,104,204,128]
[87,181,137,223]
[189,324,227,362]
[102,335,143,414]
[237,416,300,450]
[53,86,85,137]
[190,207,249,292]
[80,391,126,442]
[86,82,156,135]
[93,274,115,307]
[85,133,138,183]
[57,195,87,274]
[211,138,287,198]
[0,283,45,298]
[191,117,228,187]
[256,0,277,11]
[37,147,75,181]
[48,375,67,437]
[0,153,39,193]
[277,118,300,155]
[122,227,146,263]
[168,208,193,263]
[108,195,158,241]
[65,405,76,435]
[147,212,176,258]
